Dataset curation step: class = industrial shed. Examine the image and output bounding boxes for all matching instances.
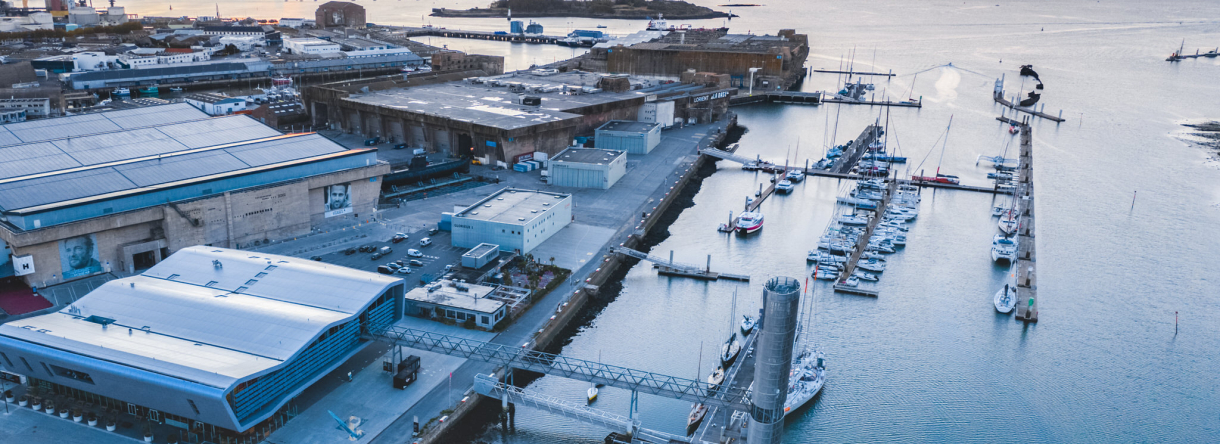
[547,147,626,189]
[450,188,572,254]
[595,120,661,154]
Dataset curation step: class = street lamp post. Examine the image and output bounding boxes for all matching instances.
[748,67,761,96]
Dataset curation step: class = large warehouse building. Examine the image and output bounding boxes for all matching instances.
[0,103,387,286]
[0,247,404,440]
[303,69,733,164]
[450,188,572,254]
[603,28,810,91]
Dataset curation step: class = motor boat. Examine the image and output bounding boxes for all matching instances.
[736,212,764,235]
[838,215,868,226]
[842,276,860,287]
[994,283,1017,314]
[783,352,826,417]
[112,87,130,96]
[814,270,839,280]
[807,250,820,262]
[587,386,598,404]
[837,197,878,209]
[785,169,804,182]
[857,260,886,272]
[998,211,1019,235]
[741,315,756,335]
[775,180,795,194]
[992,234,1017,263]
[853,270,879,282]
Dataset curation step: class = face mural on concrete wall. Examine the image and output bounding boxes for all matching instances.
[325,183,353,217]
[60,234,102,279]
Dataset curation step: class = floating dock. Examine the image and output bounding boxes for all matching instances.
[831,124,883,174]
[388,26,565,45]
[1014,124,1039,323]
[813,69,896,77]
[610,247,750,281]
[822,97,921,108]
[834,180,896,296]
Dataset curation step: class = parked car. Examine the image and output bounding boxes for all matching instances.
[358,245,376,253]
[393,144,408,150]
[419,238,432,247]
[309,256,322,261]
[428,227,439,235]
[444,264,454,272]
[343,248,357,255]
[409,259,424,267]
[364,136,380,146]
[397,267,412,274]
[395,259,405,267]
[391,233,408,243]
[386,263,401,270]
[371,252,385,260]
[377,265,394,274]
[407,249,423,258]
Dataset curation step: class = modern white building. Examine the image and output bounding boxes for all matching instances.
[451,188,572,254]
[403,279,507,330]
[0,247,404,439]
[283,37,341,55]
[279,18,306,29]
[0,98,51,118]
[547,147,626,189]
[343,47,414,59]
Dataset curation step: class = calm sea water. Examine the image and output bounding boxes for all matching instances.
[125,0,1220,441]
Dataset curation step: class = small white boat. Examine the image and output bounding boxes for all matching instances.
[169,87,184,93]
[587,386,598,404]
[806,250,820,262]
[707,366,725,389]
[687,403,707,435]
[814,270,839,280]
[838,215,868,225]
[775,179,795,194]
[994,283,1017,314]
[741,315,756,335]
[842,276,860,287]
[857,260,886,272]
[853,270,879,281]
[112,87,130,96]
[785,169,804,182]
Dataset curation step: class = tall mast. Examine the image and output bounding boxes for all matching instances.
[936,115,953,176]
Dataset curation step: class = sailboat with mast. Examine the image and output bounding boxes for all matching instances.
[687,342,708,435]
[784,278,826,417]
[912,116,960,185]
[720,289,742,367]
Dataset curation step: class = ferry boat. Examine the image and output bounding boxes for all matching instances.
[994,283,1017,314]
[991,234,1017,263]
[112,87,130,96]
[736,212,763,234]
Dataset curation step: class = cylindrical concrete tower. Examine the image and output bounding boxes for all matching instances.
[748,276,801,444]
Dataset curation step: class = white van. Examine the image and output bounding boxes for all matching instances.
[419,237,432,247]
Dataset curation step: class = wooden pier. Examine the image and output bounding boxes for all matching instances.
[822,97,922,108]
[746,179,778,213]
[831,124,882,174]
[835,179,897,296]
[1014,124,1039,323]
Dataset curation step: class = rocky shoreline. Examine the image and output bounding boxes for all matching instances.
[431,2,733,20]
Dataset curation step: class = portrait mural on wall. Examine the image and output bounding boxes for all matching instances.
[325,183,353,217]
[60,234,102,279]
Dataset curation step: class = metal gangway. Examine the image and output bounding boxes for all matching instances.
[609,247,750,281]
[473,374,690,444]
[698,147,760,166]
[367,325,752,411]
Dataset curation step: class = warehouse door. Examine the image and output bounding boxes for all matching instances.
[409,125,427,149]
[434,129,451,153]
[388,121,404,144]
[458,133,474,158]
[347,111,361,135]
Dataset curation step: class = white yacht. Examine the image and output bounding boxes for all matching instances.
[991,234,1017,263]
[785,169,804,182]
[784,352,826,417]
[736,211,764,235]
[775,179,795,194]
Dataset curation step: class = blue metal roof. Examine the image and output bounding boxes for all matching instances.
[0,103,208,148]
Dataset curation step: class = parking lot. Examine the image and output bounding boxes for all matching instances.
[310,227,466,287]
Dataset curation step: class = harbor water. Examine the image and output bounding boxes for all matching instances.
[126,0,1220,441]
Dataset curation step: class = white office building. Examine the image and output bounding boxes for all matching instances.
[283,37,341,55]
[450,188,571,254]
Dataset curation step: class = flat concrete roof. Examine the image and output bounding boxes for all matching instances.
[552,147,625,165]
[454,188,569,225]
[405,280,503,314]
[463,243,500,258]
[598,120,658,133]
[343,70,652,131]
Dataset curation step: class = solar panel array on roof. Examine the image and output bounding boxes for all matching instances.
[0,115,279,181]
[0,103,208,147]
[0,133,350,211]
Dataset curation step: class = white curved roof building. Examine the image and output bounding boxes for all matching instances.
[0,246,404,438]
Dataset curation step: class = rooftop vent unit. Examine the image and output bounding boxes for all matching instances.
[521,95,542,106]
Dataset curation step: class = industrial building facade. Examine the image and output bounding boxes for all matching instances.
[0,247,404,440]
[0,104,387,286]
[451,188,572,254]
[547,148,626,189]
[303,70,732,164]
[595,120,661,154]
[604,29,810,91]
